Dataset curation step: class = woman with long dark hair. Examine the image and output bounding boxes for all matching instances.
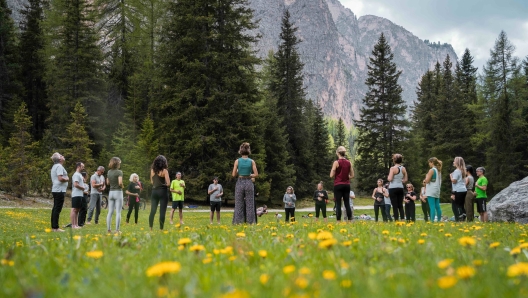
[387,154,408,221]
[464,165,476,222]
[232,142,258,224]
[149,155,170,230]
[330,146,354,222]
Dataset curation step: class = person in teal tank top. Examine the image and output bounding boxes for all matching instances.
[231,142,259,224]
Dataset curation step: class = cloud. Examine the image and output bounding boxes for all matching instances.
[339,0,528,69]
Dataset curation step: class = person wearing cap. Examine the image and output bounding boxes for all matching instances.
[330,146,355,222]
[208,177,224,224]
[170,172,185,225]
[474,167,488,222]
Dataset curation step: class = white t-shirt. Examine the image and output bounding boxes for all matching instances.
[51,164,68,192]
[451,169,467,192]
[349,191,355,207]
[71,172,85,197]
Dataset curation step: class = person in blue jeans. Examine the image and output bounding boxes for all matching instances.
[423,157,442,222]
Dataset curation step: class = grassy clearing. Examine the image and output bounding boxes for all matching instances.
[0,208,527,298]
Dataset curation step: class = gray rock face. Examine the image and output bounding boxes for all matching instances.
[488,177,528,224]
[8,0,458,125]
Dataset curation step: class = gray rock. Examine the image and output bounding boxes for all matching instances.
[488,177,528,223]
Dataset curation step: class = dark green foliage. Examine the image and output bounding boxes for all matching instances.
[155,0,264,199]
[336,117,346,148]
[19,0,48,140]
[311,101,333,187]
[61,102,94,170]
[355,33,408,190]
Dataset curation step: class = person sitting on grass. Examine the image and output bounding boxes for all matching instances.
[256,205,268,217]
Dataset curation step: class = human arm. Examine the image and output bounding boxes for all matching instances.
[387,167,394,182]
[57,166,69,182]
[402,168,408,183]
[163,170,170,186]
[150,169,154,184]
[73,175,85,190]
[371,189,377,200]
[349,191,355,199]
[409,192,417,201]
[118,175,124,189]
[250,160,258,178]
[349,166,355,179]
[330,161,338,178]
[423,169,434,184]
[208,185,216,195]
[292,194,297,202]
[450,170,459,183]
[217,186,223,198]
[475,178,487,191]
[323,191,329,200]
[126,183,139,197]
[382,188,388,198]
[232,159,238,177]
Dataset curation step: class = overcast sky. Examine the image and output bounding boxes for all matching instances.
[340,0,528,72]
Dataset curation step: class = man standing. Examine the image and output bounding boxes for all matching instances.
[474,167,488,222]
[208,177,223,224]
[50,153,69,232]
[77,172,90,226]
[170,172,185,225]
[70,162,85,229]
[87,166,105,225]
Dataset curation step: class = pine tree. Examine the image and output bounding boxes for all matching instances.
[61,102,94,170]
[156,0,265,198]
[19,0,48,140]
[336,117,346,148]
[43,0,106,151]
[311,100,333,187]
[355,33,408,190]
[268,9,315,195]
[0,0,23,143]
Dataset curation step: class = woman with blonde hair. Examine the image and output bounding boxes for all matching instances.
[125,173,142,224]
[424,157,442,222]
[283,186,297,222]
[387,153,408,221]
[232,142,258,224]
[330,146,354,222]
[106,157,124,233]
[450,156,468,221]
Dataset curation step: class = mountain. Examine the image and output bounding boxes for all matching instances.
[7,0,457,125]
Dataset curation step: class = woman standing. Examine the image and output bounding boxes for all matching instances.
[126,173,142,224]
[404,184,417,222]
[371,179,388,222]
[330,146,354,222]
[232,142,258,224]
[464,165,476,222]
[283,186,296,222]
[450,157,468,221]
[424,157,442,222]
[314,182,328,222]
[419,181,430,222]
[106,157,124,233]
[387,154,408,221]
[149,155,170,230]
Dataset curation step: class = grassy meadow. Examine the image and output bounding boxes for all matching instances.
[0,206,527,298]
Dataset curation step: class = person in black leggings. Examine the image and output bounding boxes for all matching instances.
[387,154,408,221]
[330,146,355,222]
[371,179,388,222]
[149,155,170,230]
[126,173,142,224]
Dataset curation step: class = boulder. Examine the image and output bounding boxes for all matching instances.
[488,177,528,223]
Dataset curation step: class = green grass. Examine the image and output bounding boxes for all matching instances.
[0,207,527,298]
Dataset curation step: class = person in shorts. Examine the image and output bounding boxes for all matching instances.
[170,172,185,225]
[474,167,488,222]
[70,162,85,229]
[208,177,223,224]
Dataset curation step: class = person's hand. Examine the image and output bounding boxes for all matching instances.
[318,197,322,201]
[180,183,184,187]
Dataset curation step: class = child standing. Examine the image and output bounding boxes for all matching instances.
[170,172,185,225]
[207,177,223,224]
[283,186,296,222]
[383,183,392,221]
[404,184,417,222]
[419,181,430,222]
[314,182,328,222]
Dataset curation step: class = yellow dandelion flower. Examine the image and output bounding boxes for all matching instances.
[382,230,390,235]
[178,245,185,251]
[236,232,246,238]
[189,244,205,252]
[308,232,317,240]
[519,239,525,243]
[318,238,338,249]
[258,250,267,258]
[418,239,426,244]
[221,246,234,254]
[437,259,454,269]
[322,270,336,280]
[260,274,270,285]
[229,256,237,261]
[458,236,476,247]
[85,250,104,259]
[353,238,360,242]
[340,280,352,288]
[340,229,347,233]
[271,232,277,236]
[202,258,212,264]
[184,226,190,231]
[178,238,191,245]
[420,233,428,237]
[437,276,458,289]
[299,267,311,275]
[1,259,14,266]
[146,261,181,277]
[519,243,528,249]
[73,235,81,240]
[473,260,483,266]
[218,290,250,298]
[342,240,352,247]
[510,247,521,255]
[507,262,528,277]
[283,265,296,274]
[456,266,476,279]
[438,229,444,232]
[157,287,169,297]
[295,277,308,289]
[340,260,350,269]
[445,233,452,237]
[286,234,294,239]
[316,231,333,240]
[398,238,406,244]
[45,228,52,233]
[489,242,500,248]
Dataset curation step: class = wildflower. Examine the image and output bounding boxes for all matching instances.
[397,238,406,244]
[456,266,476,279]
[295,277,308,289]
[45,228,52,233]
[258,250,268,258]
[178,245,185,251]
[286,234,294,239]
[286,248,292,253]
[340,280,352,288]
[316,231,333,240]
[271,232,277,236]
[395,222,405,226]
[420,233,428,237]
[438,229,444,232]
[353,238,360,242]
[437,276,458,289]
[444,233,452,237]
[340,229,347,233]
[73,235,81,240]
[236,232,246,238]
[342,240,352,247]
[178,238,191,245]
[299,267,311,275]
[260,274,270,285]
[202,258,212,264]
[86,251,104,259]
[507,262,528,277]
[1,259,14,266]
[221,246,233,254]
[458,236,476,247]
[189,244,205,252]
[229,256,237,261]
[489,242,500,249]
[519,243,528,249]
[382,230,389,235]
[283,265,296,274]
[308,233,317,240]
[157,287,169,297]
[510,247,521,256]
[322,270,336,280]
[319,238,338,249]
[473,260,483,266]
[218,290,250,298]
[418,239,425,244]
[146,261,181,277]
[437,259,454,269]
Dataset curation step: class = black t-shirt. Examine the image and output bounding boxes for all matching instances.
[127,182,140,197]
[405,191,416,204]
[313,190,328,203]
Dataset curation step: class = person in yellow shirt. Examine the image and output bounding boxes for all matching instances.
[170,172,185,225]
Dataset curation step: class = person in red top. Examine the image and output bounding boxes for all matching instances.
[330,146,355,222]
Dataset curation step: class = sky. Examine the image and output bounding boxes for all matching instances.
[340,0,528,71]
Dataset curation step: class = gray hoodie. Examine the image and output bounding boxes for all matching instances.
[283,193,297,208]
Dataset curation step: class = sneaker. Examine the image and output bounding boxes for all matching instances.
[64,223,72,228]
[53,228,65,232]
[85,221,91,225]
[458,213,467,220]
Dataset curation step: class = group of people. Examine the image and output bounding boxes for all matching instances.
[49,142,490,232]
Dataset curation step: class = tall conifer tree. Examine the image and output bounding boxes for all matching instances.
[355,33,408,190]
